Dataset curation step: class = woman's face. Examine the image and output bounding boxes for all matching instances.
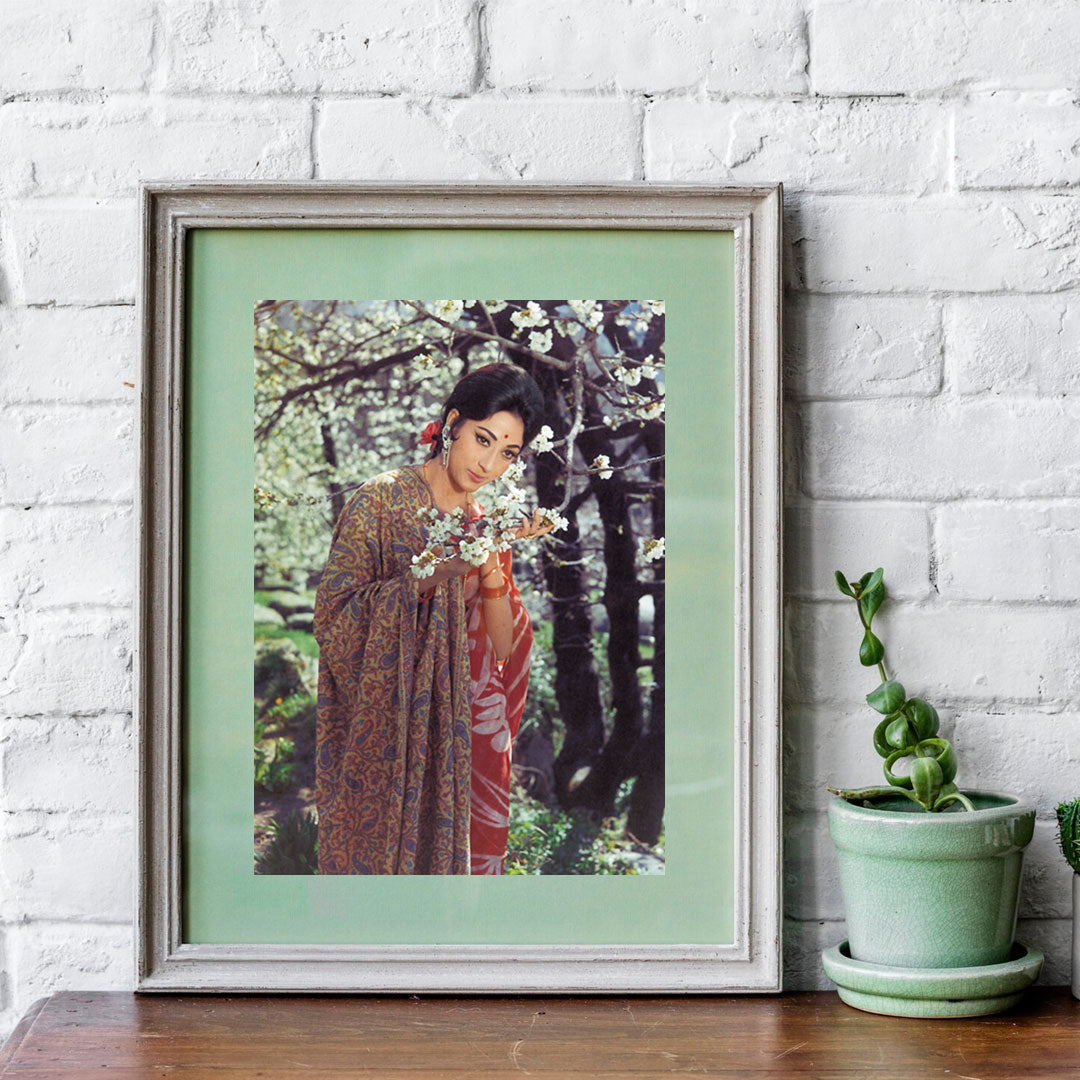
[445,409,525,491]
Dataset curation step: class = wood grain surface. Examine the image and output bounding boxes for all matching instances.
[1,990,1078,1077]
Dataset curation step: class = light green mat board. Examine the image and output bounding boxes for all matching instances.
[184,228,735,945]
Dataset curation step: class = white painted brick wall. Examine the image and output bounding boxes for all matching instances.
[6,203,138,305]
[318,98,640,181]
[2,0,1079,1032]
[486,0,808,95]
[0,98,314,197]
[160,0,479,95]
[945,296,1080,395]
[955,97,1080,190]
[812,0,1080,94]
[646,99,948,194]
[0,0,156,93]
[0,307,136,401]
[784,295,943,398]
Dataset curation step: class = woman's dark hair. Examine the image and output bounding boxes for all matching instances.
[429,363,546,458]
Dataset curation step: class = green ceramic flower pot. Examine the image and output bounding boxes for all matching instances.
[828,791,1035,969]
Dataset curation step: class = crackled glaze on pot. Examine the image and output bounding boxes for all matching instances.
[828,791,1035,969]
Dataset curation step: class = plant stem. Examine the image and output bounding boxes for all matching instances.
[854,594,888,683]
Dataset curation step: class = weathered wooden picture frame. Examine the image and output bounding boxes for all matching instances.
[136,183,782,993]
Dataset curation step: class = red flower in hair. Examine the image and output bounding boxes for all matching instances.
[420,420,442,446]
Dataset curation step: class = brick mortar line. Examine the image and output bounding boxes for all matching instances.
[0,711,131,721]
[0,400,133,411]
[0,502,134,511]
[786,490,1080,503]
[9,290,1080,310]
[787,596,1080,608]
[0,917,135,926]
[784,393,1080,403]
[6,604,134,613]
[19,300,136,310]
[0,399,134,407]
[783,697,1080,711]
[787,495,1080,506]
[787,289,1080,299]
[15,87,1072,105]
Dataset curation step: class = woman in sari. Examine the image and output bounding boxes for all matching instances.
[313,364,551,875]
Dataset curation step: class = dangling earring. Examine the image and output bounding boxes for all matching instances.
[441,435,451,468]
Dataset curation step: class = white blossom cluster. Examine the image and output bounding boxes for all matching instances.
[414,351,440,378]
[591,454,614,480]
[640,536,666,562]
[510,302,549,331]
[408,460,568,579]
[435,299,469,324]
[529,328,553,354]
[568,300,605,332]
[615,299,664,336]
[537,507,569,533]
[532,425,555,454]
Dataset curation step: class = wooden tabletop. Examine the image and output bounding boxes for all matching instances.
[2,989,1079,1077]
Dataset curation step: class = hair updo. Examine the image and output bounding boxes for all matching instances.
[429,364,546,458]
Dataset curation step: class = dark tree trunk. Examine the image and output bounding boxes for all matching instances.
[509,351,607,808]
[565,422,644,816]
[628,421,666,843]
[320,423,345,528]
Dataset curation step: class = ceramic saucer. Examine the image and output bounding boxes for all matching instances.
[822,940,1044,1018]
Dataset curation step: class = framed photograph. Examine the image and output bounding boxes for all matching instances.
[136,184,782,992]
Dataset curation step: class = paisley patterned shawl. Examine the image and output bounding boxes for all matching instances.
[313,468,472,875]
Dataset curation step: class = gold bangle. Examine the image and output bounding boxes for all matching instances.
[480,582,509,600]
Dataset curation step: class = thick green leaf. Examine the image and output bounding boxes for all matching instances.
[864,567,884,594]
[885,715,914,750]
[920,737,958,785]
[860,581,885,623]
[866,680,906,715]
[905,698,940,740]
[834,571,854,598]
[859,629,884,667]
[884,747,915,789]
[911,755,944,808]
[872,716,895,759]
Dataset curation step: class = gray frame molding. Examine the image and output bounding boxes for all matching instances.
[136,183,783,993]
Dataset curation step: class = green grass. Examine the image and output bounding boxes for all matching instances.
[256,588,317,606]
[505,781,665,876]
[255,625,319,659]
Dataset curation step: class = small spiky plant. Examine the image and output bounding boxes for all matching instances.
[256,809,318,875]
[828,568,972,812]
[1057,798,1080,874]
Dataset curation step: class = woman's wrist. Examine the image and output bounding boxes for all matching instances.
[480,559,508,599]
[481,580,509,600]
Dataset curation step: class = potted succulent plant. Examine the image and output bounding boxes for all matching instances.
[1056,797,1080,999]
[820,568,1042,1017]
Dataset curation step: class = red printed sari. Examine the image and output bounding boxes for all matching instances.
[462,548,533,875]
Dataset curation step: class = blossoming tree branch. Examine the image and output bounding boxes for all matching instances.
[254,299,666,843]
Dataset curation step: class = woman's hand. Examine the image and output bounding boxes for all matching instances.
[423,554,473,592]
[513,509,558,541]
